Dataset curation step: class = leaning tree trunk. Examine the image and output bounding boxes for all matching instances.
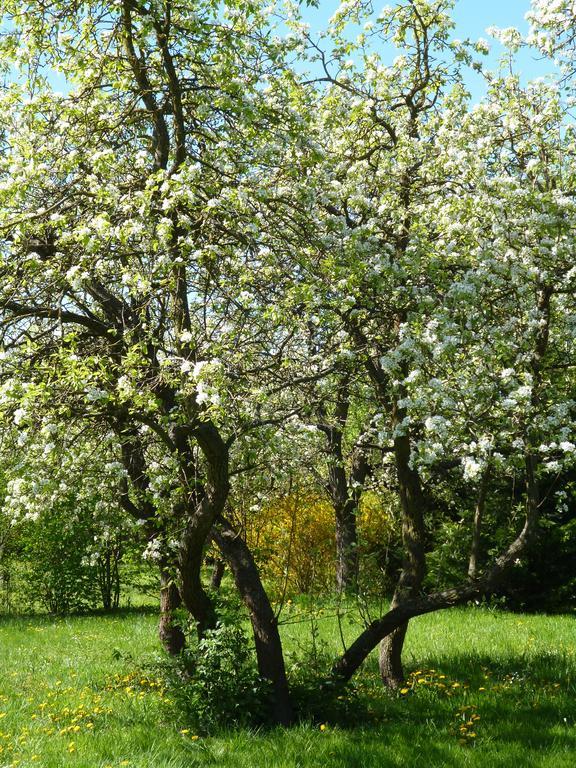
[213,520,294,726]
[331,474,541,685]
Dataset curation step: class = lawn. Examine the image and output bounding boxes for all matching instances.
[0,603,574,767]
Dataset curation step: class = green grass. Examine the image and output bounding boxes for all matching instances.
[0,603,574,767]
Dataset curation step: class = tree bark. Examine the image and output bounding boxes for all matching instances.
[378,623,408,690]
[468,466,491,579]
[379,414,427,689]
[159,566,186,655]
[210,559,225,590]
[213,520,294,726]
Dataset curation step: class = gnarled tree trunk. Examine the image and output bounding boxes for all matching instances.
[213,519,293,726]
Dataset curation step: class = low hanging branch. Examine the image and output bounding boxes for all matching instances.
[330,458,541,683]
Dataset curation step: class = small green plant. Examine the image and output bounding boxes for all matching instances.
[163,623,271,731]
[287,612,363,725]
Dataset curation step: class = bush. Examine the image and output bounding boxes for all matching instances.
[246,492,336,597]
[162,624,270,731]
[17,507,101,614]
[245,489,400,598]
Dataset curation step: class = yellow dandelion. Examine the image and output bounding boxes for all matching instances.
[319,723,327,731]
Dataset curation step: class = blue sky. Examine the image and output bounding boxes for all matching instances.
[453,0,554,94]
[300,0,555,100]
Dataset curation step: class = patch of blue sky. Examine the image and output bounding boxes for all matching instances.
[297,0,557,102]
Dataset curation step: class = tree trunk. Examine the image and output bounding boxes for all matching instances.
[339,286,552,689]
[331,474,542,684]
[177,418,230,638]
[112,548,121,609]
[468,466,491,579]
[159,566,186,655]
[318,382,371,595]
[379,624,408,689]
[178,534,218,638]
[378,422,427,689]
[210,559,225,590]
[213,520,294,726]
[335,501,359,594]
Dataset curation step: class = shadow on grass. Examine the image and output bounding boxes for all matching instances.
[313,649,576,766]
[0,603,160,624]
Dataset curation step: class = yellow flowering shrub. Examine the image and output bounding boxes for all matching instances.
[244,489,399,597]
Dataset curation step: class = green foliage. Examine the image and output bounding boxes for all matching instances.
[162,624,271,731]
[17,506,100,614]
[286,613,364,725]
[425,519,471,589]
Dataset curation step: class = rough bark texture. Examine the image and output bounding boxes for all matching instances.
[379,409,427,689]
[213,520,294,726]
[159,566,186,655]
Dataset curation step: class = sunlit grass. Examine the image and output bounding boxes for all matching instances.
[0,603,574,766]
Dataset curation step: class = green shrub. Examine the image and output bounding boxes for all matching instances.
[162,624,270,731]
